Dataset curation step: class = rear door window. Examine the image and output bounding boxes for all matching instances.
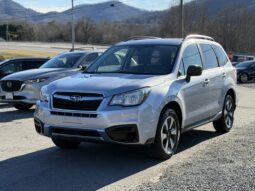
[23,60,46,70]
[0,61,23,75]
[200,44,219,69]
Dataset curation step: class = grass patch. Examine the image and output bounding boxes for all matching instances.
[0,49,58,59]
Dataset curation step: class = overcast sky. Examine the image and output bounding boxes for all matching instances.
[13,0,180,13]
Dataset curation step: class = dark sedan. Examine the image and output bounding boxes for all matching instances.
[235,61,255,83]
[0,58,49,79]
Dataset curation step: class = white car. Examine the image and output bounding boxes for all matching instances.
[0,50,104,110]
[34,35,237,159]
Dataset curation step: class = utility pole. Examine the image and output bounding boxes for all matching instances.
[6,22,9,41]
[71,0,75,50]
[180,0,184,38]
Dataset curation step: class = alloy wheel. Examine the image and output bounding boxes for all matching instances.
[224,97,234,129]
[161,116,178,155]
[240,73,248,83]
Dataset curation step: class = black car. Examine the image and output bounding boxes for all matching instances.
[235,61,255,83]
[0,58,49,79]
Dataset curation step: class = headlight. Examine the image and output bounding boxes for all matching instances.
[25,77,48,84]
[40,86,50,102]
[109,87,151,106]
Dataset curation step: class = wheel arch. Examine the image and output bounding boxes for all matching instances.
[159,101,183,129]
[226,88,236,105]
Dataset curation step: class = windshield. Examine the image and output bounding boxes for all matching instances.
[40,53,84,68]
[236,61,253,68]
[86,45,179,75]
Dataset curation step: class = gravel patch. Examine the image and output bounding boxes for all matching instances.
[137,122,255,191]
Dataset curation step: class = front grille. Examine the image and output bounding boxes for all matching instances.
[52,92,103,111]
[51,111,98,118]
[1,80,23,92]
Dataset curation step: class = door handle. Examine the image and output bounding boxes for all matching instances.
[204,78,210,85]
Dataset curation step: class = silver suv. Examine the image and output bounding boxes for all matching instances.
[0,50,103,110]
[34,35,237,159]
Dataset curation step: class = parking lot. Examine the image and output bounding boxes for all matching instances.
[0,83,254,191]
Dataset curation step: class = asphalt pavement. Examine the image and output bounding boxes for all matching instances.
[0,84,254,191]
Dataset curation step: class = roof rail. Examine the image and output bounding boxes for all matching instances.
[185,34,215,42]
[126,36,161,41]
[70,46,98,52]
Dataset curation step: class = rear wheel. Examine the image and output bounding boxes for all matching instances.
[148,109,181,160]
[240,73,249,83]
[14,104,33,110]
[213,95,235,133]
[52,138,81,149]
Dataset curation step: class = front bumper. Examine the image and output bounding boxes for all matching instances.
[34,100,159,145]
[0,83,43,104]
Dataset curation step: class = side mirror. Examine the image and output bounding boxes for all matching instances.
[79,65,87,71]
[186,65,202,82]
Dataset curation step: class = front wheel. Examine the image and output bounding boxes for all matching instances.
[52,138,81,149]
[14,104,33,110]
[148,109,181,160]
[213,95,235,133]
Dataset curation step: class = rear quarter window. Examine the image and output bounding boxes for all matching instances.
[200,44,219,69]
[212,45,229,66]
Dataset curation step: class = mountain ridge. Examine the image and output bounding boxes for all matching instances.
[0,0,255,24]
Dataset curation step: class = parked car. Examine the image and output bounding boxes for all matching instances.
[235,61,255,83]
[232,54,254,64]
[231,62,239,66]
[34,35,237,160]
[0,58,49,79]
[0,50,104,110]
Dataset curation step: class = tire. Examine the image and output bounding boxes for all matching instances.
[213,95,235,133]
[240,73,249,83]
[14,104,33,110]
[52,138,80,149]
[148,109,181,160]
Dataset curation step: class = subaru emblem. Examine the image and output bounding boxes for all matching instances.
[70,95,82,102]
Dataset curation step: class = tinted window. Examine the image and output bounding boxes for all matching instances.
[0,61,23,75]
[200,44,219,69]
[212,45,228,66]
[182,44,203,74]
[81,53,99,67]
[23,60,46,70]
[95,48,128,73]
[236,61,253,68]
[87,45,179,75]
[86,53,98,62]
[41,53,84,68]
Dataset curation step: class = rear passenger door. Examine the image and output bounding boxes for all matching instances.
[199,44,223,118]
[178,44,211,128]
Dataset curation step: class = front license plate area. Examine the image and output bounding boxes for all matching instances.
[5,93,13,100]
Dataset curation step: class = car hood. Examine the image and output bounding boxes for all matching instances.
[47,73,171,97]
[1,68,74,81]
